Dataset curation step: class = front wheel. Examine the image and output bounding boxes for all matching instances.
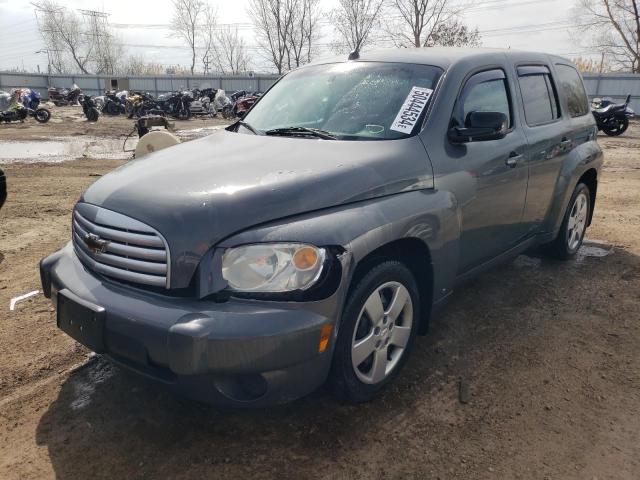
[602,117,629,136]
[34,108,51,123]
[330,261,420,403]
[544,183,591,260]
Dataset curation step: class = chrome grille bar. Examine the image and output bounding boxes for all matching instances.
[72,204,170,288]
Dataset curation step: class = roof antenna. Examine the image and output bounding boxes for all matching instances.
[348,49,360,61]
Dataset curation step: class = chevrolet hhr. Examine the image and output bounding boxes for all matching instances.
[40,48,603,406]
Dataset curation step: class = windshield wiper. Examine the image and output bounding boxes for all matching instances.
[264,126,337,140]
[235,120,261,135]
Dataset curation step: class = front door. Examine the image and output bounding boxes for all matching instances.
[445,69,530,273]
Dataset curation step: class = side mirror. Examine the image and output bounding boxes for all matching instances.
[448,111,508,143]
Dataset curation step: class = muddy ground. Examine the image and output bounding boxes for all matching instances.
[0,113,638,479]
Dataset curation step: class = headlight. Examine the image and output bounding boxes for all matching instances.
[222,243,326,292]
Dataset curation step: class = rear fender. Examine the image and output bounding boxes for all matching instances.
[544,139,603,234]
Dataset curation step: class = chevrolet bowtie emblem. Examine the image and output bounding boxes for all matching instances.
[84,233,110,253]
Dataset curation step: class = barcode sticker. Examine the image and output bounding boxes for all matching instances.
[390,87,434,134]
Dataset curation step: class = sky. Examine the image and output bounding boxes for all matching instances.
[0,0,589,73]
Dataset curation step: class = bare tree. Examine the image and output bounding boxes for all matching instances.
[427,18,481,47]
[574,0,640,73]
[249,0,296,74]
[170,0,205,74]
[212,26,251,74]
[330,0,384,53]
[386,0,475,47]
[34,0,93,74]
[286,0,322,69]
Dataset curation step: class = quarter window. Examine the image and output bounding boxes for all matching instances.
[517,66,560,126]
[555,64,590,117]
[456,69,512,128]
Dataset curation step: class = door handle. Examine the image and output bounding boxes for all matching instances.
[560,137,573,149]
[506,152,522,168]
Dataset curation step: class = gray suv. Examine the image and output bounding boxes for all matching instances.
[40,48,603,406]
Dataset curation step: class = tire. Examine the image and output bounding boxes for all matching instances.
[330,260,420,403]
[602,117,629,136]
[34,108,51,123]
[544,183,591,260]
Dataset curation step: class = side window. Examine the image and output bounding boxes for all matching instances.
[517,66,561,126]
[455,69,512,128]
[555,64,590,117]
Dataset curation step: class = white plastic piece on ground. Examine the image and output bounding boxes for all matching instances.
[577,245,613,263]
[9,290,40,311]
[134,130,181,158]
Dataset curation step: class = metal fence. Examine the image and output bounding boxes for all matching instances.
[0,72,280,98]
[1,70,639,111]
[582,73,640,112]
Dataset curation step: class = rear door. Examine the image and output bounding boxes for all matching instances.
[515,65,572,234]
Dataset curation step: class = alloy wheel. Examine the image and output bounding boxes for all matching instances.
[351,281,413,385]
[567,191,588,251]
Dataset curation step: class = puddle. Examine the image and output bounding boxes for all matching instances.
[0,126,222,164]
[0,137,134,163]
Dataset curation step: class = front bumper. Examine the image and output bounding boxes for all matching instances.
[41,243,344,406]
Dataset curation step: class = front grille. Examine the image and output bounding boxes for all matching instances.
[72,203,170,288]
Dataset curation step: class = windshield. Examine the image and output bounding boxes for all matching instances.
[243,62,443,140]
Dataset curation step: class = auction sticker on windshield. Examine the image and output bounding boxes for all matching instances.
[390,87,434,134]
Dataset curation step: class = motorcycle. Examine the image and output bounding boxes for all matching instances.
[20,89,42,110]
[102,90,126,116]
[82,96,100,122]
[0,103,51,124]
[48,84,84,106]
[156,90,192,119]
[126,91,163,118]
[188,88,217,117]
[214,89,233,118]
[592,95,635,136]
[229,90,259,119]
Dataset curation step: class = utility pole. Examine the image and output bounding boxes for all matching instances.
[203,54,211,75]
[80,9,113,74]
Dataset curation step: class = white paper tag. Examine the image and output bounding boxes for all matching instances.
[390,87,434,134]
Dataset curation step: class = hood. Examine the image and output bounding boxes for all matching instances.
[81,130,433,287]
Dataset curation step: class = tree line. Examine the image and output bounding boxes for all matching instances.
[32,0,640,76]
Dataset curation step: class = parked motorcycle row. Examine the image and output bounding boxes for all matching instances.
[0,84,260,125]
[83,87,260,122]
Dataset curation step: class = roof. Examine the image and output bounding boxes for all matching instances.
[308,47,572,70]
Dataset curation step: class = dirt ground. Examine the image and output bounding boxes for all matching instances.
[0,114,638,480]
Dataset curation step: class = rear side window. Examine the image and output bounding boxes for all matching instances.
[555,64,590,117]
[455,69,512,127]
[517,66,560,126]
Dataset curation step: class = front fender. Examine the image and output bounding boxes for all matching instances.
[219,190,460,305]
